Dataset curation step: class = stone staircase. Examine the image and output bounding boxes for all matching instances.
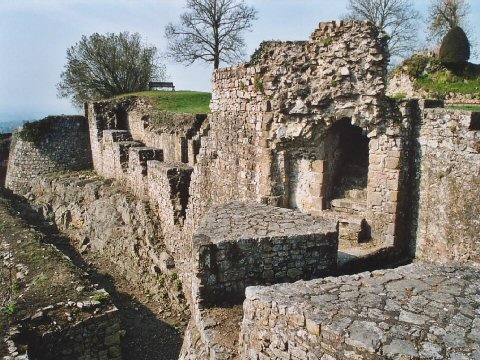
[325,164,371,248]
[330,188,367,214]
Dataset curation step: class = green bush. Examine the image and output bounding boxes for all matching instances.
[18,117,55,145]
[250,41,275,65]
[254,75,264,93]
[394,55,443,80]
[439,26,470,70]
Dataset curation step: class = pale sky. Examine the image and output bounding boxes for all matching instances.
[0,0,479,121]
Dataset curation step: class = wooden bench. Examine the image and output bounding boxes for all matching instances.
[149,81,175,91]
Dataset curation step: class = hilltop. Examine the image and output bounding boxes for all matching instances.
[112,91,212,114]
[388,55,480,109]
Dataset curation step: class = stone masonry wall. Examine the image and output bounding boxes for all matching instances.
[187,20,391,232]
[192,202,338,305]
[416,109,480,265]
[22,309,121,360]
[5,116,92,194]
[241,263,480,359]
[87,97,207,168]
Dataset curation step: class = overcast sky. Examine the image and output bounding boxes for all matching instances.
[0,0,479,122]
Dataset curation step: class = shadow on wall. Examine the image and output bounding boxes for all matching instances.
[2,189,183,360]
[0,133,11,187]
[321,118,370,208]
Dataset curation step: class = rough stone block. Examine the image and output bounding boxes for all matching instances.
[240,264,480,359]
[192,202,338,305]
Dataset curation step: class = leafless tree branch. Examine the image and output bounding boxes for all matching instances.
[165,0,257,69]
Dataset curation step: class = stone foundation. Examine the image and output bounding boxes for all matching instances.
[192,202,338,304]
[241,263,480,359]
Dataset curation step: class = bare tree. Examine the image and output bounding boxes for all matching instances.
[57,32,165,107]
[165,0,257,69]
[345,0,420,60]
[427,0,471,43]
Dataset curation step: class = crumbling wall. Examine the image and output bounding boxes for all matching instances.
[18,310,122,360]
[5,116,92,194]
[29,173,187,310]
[187,21,390,227]
[87,97,207,168]
[416,109,480,265]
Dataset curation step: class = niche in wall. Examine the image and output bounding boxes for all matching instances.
[321,118,370,207]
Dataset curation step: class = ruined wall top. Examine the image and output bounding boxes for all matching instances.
[210,20,390,146]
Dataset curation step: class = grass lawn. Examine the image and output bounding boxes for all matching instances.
[114,90,211,114]
[414,62,480,96]
[445,104,480,112]
[416,76,480,95]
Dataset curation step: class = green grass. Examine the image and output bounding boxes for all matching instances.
[114,90,211,114]
[416,76,480,95]
[414,62,480,97]
[445,104,480,112]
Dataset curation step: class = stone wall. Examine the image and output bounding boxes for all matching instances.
[5,116,92,194]
[192,202,338,304]
[189,20,389,224]
[0,133,11,187]
[241,263,480,359]
[7,309,122,360]
[87,97,207,169]
[28,172,188,310]
[416,109,480,265]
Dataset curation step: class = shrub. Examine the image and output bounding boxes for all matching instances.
[250,41,276,65]
[439,26,470,70]
[405,55,431,79]
[18,117,56,145]
[254,75,264,93]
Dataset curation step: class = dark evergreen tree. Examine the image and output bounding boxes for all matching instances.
[439,26,470,68]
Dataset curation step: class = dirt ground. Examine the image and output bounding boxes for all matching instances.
[0,190,189,360]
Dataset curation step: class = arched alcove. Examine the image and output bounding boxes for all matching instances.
[321,118,369,208]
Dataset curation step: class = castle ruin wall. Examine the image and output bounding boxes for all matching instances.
[416,109,480,265]
[5,116,92,194]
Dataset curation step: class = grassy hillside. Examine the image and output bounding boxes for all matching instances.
[393,55,480,99]
[114,90,211,114]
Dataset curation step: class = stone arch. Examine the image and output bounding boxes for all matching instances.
[320,118,370,208]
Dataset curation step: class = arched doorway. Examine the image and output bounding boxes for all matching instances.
[321,118,369,209]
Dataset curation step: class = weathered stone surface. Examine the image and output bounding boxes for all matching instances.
[28,173,188,311]
[5,116,92,194]
[416,109,480,265]
[240,263,480,359]
[193,202,338,304]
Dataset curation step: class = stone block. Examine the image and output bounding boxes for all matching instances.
[367,192,383,207]
[192,202,338,305]
[311,160,325,173]
[385,157,400,170]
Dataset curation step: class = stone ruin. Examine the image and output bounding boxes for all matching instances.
[3,20,480,359]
